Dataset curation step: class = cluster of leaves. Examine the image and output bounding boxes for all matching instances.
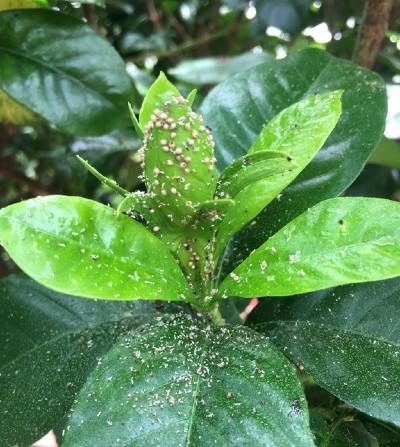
[1,1,400,446]
[2,41,400,445]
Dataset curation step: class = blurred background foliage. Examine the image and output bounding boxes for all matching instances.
[0,0,399,268]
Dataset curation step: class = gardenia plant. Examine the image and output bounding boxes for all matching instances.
[1,71,400,446]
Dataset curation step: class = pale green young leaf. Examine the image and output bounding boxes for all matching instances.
[187,88,197,106]
[214,91,342,259]
[248,90,343,156]
[219,197,400,298]
[216,150,296,198]
[0,196,193,302]
[139,72,180,129]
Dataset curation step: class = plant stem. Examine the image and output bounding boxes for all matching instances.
[352,0,393,68]
[208,303,225,326]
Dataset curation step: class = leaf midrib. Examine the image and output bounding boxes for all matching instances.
[184,339,208,446]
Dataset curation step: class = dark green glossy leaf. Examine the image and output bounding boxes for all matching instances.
[248,277,400,339]
[0,9,132,136]
[346,164,400,200]
[362,418,400,446]
[201,49,387,270]
[0,195,192,302]
[219,197,400,298]
[63,314,314,447]
[253,0,317,34]
[251,277,400,427]
[168,52,272,85]
[0,274,174,446]
[262,320,400,427]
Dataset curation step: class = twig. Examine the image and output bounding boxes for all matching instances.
[352,0,393,68]
[146,0,162,32]
[130,27,231,65]
[82,4,98,30]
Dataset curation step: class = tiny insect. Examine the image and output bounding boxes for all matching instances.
[288,398,301,416]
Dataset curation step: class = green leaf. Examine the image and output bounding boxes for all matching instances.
[251,277,400,427]
[168,52,272,85]
[215,149,302,258]
[201,48,387,271]
[195,198,235,218]
[0,195,193,302]
[187,88,197,106]
[219,197,400,298]
[139,72,180,129]
[247,90,342,157]
[62,314,315,447]
[0,88,37,125]
[0,9,132,136]
[248,277,400,336]
[215,90,342,261]
[368,137,400,169]
[0,273,174,446]
[264,321,400,428]
[116,191,175,236]
[216,150,297,198]
[362,418,400,446]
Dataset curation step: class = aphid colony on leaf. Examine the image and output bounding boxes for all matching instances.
[122,89,224,299]
[140,94,217,228]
